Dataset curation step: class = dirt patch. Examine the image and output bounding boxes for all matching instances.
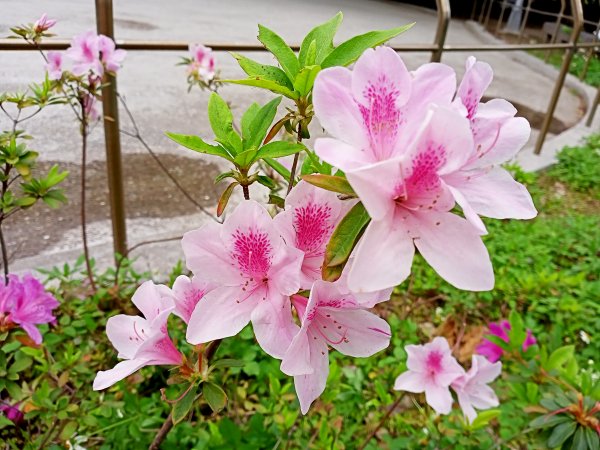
[5,154,221,260]
[114,19,158,31]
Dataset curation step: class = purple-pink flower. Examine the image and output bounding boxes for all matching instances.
[0,401,24,425]
[274,180,355,289]
[281,280,391,413]
[65,31,125,77]
[45,51,63,80]
[451,355,502,423]
[183,200,304,358]
[98,35,127,73]
[93,281,183,390]
[476,320,537,362]
[33,13,56,33]
[0,274,59,345]
[394,337,464,415]
[187,44,216,82]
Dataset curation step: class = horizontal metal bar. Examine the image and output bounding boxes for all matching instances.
[1,39,598,53]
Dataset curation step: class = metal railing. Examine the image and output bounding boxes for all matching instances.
[0,0,597,257]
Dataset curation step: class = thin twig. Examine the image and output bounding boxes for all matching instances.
[79,104,97,293]
[286,125,302,195]
[357,393,405,450]
[0,222,9,283]
[116,93,218,222]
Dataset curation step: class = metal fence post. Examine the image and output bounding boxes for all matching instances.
[586,86,600,127]
[95,0,128,258]
[534,0,584,155]
[431,0,451,63]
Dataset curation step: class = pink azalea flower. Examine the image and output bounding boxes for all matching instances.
[93,281,183,390]
[312,47,494,293]
[188,44,216,81]
[0,401,24,425]
[0,274,59,345]
[281,280,391,414]
[274,180,355,289]
[394,337,464,415]
[98,34,126,73]
[45,51,63,80]
[313,46,456,173]
[444,56,537,233]
[33,13,57,33]
[476,320,537,362]
[182,200,304,358]
[451,355,501,423]
[65,30,103,76]
[170,275,215,324]
[344,106,494,292]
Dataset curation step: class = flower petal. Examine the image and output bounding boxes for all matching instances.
[105,314,148,359]
[131,281,174,322]
[93,359,149,391]
[293,337,329,415]
[456,390,478,423]
[251,295,299,359]
[348,217,414,293]
[411,211,494,291]
[425,384,454,415]
[186,285,257,344]
[329,309,391,357]
[281,328,312,376]
[314,137,372,172]
[394,370,426,393]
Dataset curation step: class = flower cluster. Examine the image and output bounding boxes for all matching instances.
[313,47,536,292]
[182,44,218,91]
[95,46,536,417]
[0,274,59,345]
[45,30,126,121]
[394,337,502,423]
[477,319,537,362]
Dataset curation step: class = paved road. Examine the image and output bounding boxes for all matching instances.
[0,0,588,274]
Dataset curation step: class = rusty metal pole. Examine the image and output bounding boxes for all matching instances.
[470,0,479,21]
[495,0,508,35]
[586,86,600,127]
[431,0,451,63]
[479,0,488,23]
[545,0,566,62]
[484,0,495,29]
[95,0,128,258]
[517,0,531,44]
[535,0,584,155]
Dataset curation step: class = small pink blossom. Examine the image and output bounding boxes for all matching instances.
[0,401,24,425]
[451,355,502,423]
[476,320,537,362]
[394,337,464,415]
[93,281,183,390]
[182,200,304,358]
[444,56,537,233]
[187,44,216,82]
[274,180,355,289]
[0,274,59,345]
[83,94,100,122]
[281,280,391,414]
[45,51,63,80]
[98,35,126,73]
[170,275,215,324]
[65,30,103,76]
[33,13,56,33]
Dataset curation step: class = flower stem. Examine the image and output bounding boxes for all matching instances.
[286,123,303,195]
[357,393,405,450]
[0,221,8,284]
[79,111,96,293]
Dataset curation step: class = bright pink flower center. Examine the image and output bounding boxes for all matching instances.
[358,75,402,160]
[232,229,272,278]
[293,202,333,256]
[463,88,478,120]
[426,350,444,374]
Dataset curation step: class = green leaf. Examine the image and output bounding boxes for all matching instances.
[508,310,526,351]
[585,427,600,450]
[547,421,577,448]
[469,409,500,430]
[166,132,234,162]
[482,334,510,351]
[323,202,370,275]
[217,182,238,217]
[321,23,415,68]
[302,174,355,196]
[264,157,291,180]
[529,413,571,429]
[572,427,587,450]
[172,383,198,425]
[256,141,304,160]
[211,358,245,370]
[293,65,321,97]
[208,93,242,153]
[241,102,261,141]
[9,356,32,373]
[256,175,277,190]
[215,171,237,184]
[230,53,293,90]
[299,12,343,65]
[545,345,575,371]
[246,97,282,150]
[257,24,299,80]
[233,149,259,169]
[0,415,14,429]
[203,382,227,413]
[223,78,297,99]
[304,40,317,66]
